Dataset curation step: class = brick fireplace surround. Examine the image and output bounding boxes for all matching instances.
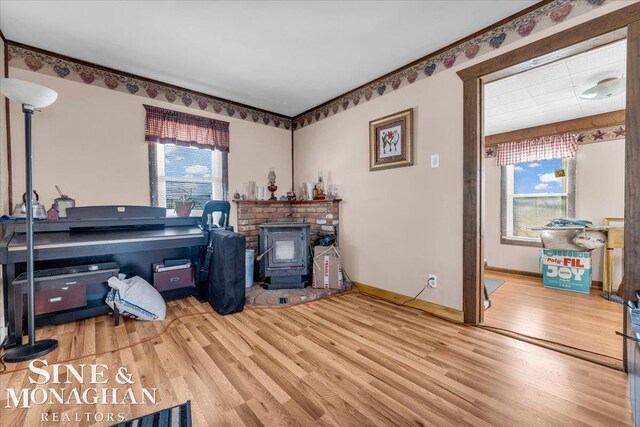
[234,200,341,251]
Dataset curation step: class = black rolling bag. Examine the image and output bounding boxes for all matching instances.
[201,229,246,315]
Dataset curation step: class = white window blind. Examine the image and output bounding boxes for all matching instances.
[502,158,575,243]
[154,144,225,214]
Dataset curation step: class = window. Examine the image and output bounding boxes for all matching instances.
[150,144,227,214]
[501,158,575,245]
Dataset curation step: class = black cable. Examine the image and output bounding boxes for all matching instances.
[341,264,430,306]
[340,266,357,290]
[480,323,623,362]
[616,331,640,343]
[344,270,624,366]
[399,284,429,305]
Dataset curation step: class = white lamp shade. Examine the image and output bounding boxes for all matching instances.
[0,78,58,108]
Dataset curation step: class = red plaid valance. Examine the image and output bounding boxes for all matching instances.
[144,105,230,152]
[496,133,577,166]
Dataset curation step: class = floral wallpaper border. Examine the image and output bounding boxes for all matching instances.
[6,0,612,132]
[7,45,293,130]
[292,0,611,130]
[484,124,626,158]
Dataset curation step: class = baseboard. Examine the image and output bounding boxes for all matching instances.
[485,266,541,278]
[485,266,603,290]
[352,282,464,323]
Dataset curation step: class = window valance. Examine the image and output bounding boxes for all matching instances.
[144,105,230,152]
[496,133,577,166]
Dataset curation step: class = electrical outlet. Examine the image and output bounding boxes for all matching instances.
[431,154,440,168]
[428,274,438,288]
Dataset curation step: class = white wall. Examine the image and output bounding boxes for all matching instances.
[293,1,628,311]
[7,67,292,230]
[485,139,626,283]
[295,71,465,310]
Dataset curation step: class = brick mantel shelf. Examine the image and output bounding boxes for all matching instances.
[234,199,341,251]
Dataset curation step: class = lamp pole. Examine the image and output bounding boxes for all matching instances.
[1,78,59,362]
[24,104,37,347]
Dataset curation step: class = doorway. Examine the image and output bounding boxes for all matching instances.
[457,5,640,369]
[481,38,626,363]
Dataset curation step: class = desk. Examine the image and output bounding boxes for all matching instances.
[1,216,208,348]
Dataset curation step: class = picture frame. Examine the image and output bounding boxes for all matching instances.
[369,108,413,171]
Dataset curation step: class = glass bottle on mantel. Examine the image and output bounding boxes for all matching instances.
[312,185,319,200]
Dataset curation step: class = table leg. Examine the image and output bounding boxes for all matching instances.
[617,276,625,298]
[604,247,614,294]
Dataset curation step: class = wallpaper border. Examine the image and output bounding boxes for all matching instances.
[4,0,612,131]
[6,43,293,130]
[292,0,611,130]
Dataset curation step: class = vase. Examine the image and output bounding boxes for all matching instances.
[248,181,256,200]
[258,187,266,200]
[175,201,193,217]
[305,182,315,200]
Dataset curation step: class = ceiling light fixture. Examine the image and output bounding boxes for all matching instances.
[579,76,626,100]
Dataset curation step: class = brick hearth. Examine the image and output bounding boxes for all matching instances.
[245,282,352,307]
[234,199,341,251]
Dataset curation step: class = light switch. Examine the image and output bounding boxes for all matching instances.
[431,155,440,168]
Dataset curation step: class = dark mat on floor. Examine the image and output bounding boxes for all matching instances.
[600,291,624,304]
[485,278,506,296]
[111,401,191,427]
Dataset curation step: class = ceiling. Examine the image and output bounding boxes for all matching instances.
[484,39,627,135]
[0,1,536,117]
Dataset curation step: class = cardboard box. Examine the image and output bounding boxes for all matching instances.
[312,245,344,290]
[542,250,592,293]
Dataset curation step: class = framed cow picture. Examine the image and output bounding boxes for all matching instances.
[369,108,413,171]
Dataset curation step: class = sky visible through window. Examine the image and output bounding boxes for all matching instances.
[164,145,212,179]
[510,158,566,238]
[513,158,564,194]
[163,144,215,209]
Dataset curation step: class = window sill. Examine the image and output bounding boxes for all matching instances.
[164,209,204,218]
[500,236,542,248]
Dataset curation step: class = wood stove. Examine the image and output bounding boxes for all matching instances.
[259,223,310,289]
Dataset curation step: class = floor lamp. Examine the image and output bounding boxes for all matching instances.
[1,78,59,362]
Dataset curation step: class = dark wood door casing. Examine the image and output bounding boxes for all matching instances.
[457,3,640,328]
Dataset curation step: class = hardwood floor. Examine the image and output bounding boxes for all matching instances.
[483,271,624,361]
[0,292,632,426]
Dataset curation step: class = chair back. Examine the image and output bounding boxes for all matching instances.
[201,200,231,230]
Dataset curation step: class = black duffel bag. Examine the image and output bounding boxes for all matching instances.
[202,229,246,315]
